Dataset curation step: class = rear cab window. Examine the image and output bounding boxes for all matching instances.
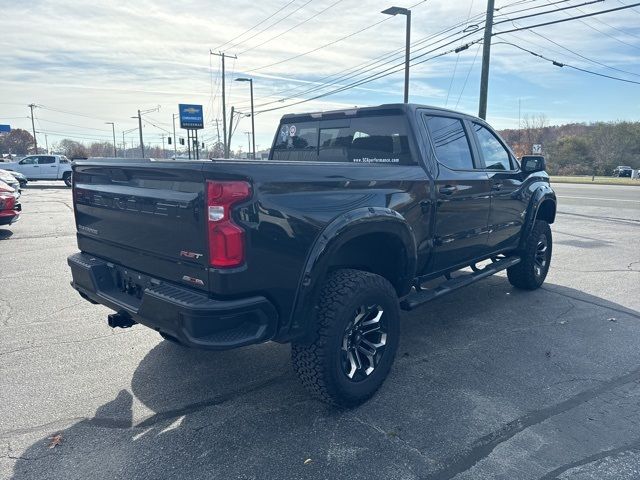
[271,114,414,165]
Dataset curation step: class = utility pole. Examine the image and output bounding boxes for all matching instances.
[211,51,237,159]
[122,132,126,158]
[28,104,38,153]
[105,122,117,156]
[478,0,496,120]
[227,106,235,157]
[132,106,160,158]
[214,119,221,146]
[244,131,251,158]
[172,113,178,158]
[43,133,49,154]
[137,110,144,157]
[161,135,166,158]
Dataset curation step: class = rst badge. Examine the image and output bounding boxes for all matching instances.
[180,250,203,260]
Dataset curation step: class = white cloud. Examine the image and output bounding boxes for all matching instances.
[1,0,639,150]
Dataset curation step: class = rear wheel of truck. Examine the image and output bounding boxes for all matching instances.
[507,220,552,290]
[63,172,72,187]
[291,269,400,407]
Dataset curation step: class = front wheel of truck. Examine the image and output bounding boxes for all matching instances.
[291,269,400,407]
[507,220,552,290]
[63,172,72,187]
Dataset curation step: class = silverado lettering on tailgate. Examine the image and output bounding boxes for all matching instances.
[75,189,190,218]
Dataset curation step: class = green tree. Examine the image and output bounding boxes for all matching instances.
[0,129,35,155]
[58,139,88,159]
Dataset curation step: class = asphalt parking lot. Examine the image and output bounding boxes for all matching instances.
[1,182,639,480]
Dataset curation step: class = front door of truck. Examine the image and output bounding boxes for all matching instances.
[16,156,39,179]
[470,122,525,251]
[422,114,492,273]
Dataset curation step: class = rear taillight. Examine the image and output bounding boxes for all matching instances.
[206,180,251,268]
[0,193,16,210]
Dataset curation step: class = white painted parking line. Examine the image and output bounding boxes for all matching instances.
[557,195,640,203]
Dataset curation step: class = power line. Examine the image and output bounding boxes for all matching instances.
[493,0,606,27]
[226,0,314,52]
[455,43,482,108]
[212,0,298,51]
[543,0,640,51]
[253,38,484,115]
[244,16,487,110]
[245,0,428,73]
[496,8,640,79]
[512,30,640,78]
[493,2,640,35]
[446,0,476,106]
[238,0,577,109]
[494,40,640,84]
[238,0,347,55]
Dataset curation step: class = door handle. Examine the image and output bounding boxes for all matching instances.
[51,165,57,167]
[492,182,503,191]
[439,185,457,195]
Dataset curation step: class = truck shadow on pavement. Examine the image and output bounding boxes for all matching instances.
[10,280,640,480]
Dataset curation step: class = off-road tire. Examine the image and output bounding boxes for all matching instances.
[291,269,400,407]
[507,220,552,290]
[63,172,72,187]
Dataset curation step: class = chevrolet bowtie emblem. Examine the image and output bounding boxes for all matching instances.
[183,107,199,114]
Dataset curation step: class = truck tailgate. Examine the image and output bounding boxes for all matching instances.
[73,161,210,291]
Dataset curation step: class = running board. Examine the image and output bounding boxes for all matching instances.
[400,256,521,311]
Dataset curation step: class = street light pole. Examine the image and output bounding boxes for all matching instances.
[235,77,256,159]
[105,122,116,156]
[382,6,411,103]
[172,113,178,158]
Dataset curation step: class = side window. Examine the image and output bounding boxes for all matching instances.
[271,122,318,161]
[424,115,475,170]
[59,157,70,164]
[473,124,512,171]
[348,116,413,165]
[38,156,55,164]
[19,156,37,165]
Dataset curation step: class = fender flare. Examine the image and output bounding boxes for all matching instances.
[285,207,417,340]
[519,185,556,249]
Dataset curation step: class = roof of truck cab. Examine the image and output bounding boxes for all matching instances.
[280,103,483,123]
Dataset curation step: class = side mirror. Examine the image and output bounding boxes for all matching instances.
[522,156,546,173]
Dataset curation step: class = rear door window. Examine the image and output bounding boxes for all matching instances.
[38,156,56,164]
[424,115,475,170]
[348,116,412,165]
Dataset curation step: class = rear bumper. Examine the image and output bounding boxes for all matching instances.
[68,252,278,350]
[0,208,20,225]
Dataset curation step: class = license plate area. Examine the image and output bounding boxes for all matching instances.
[109,265,156,303]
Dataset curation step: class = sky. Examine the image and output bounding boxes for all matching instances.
[1,0,639,154]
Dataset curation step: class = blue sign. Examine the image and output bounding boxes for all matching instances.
[179,104,204,130]
[0,125,10,133]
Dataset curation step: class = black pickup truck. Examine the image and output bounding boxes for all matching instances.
[68,104,556,406]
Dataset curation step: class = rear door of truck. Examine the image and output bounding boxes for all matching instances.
[73,160,210,292]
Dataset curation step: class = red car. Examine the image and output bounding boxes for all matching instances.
[0,182,21,226]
